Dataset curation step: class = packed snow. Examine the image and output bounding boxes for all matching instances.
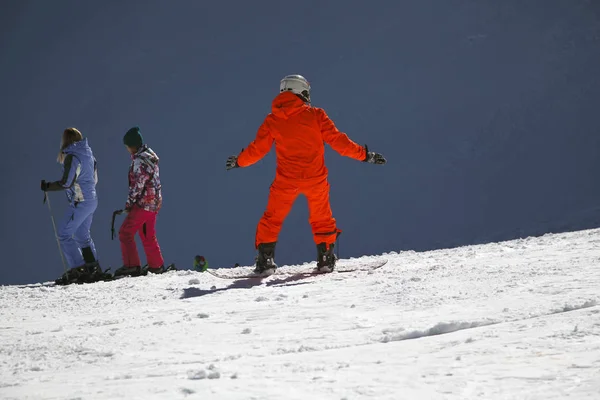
[1,229,599,399]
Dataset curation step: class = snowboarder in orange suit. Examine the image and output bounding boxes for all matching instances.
[226,75,386,275]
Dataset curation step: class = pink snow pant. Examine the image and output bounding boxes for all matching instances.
[119,206,164,268]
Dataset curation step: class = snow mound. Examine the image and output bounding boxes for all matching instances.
[381,320,498,342]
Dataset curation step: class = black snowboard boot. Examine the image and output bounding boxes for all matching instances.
[316,242,336,273]
[81,246,96,264]
[81,262,106,283]
[137,263,176,275]
[147,264,177,274]
[147,265,165,274]
[113,265,142,278]
[77,247,106,283]
[254,242,278,276]
[55,267,80,285]
[55,261,105,285]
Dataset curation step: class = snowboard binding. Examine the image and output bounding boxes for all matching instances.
[254,242,278,276]
[55,262,108,285]
[315,242,336,273]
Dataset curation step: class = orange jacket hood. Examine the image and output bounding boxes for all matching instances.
[271,91,309,119]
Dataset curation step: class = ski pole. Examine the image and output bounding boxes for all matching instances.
[111,211,117,240]
[44,193,67,273]
[111,209,124,240]
[111,209,128,240]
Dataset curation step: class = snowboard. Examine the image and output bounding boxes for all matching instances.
[206,259,388,280]
[33,263,178,286]
[15,281,60,289]
[17,264,178,289]
[111,263,177,280]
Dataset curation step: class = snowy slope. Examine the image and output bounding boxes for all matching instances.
[1,229,599,400]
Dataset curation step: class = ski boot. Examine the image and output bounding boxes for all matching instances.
[113,265,143,278]
[254,242,278,276]
[315,242,336,273]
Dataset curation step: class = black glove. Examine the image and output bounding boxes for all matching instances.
[226,155,239,171]
[42,180,63,192]
[364,145,387,165]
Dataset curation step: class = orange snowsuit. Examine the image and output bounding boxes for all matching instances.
[238,91,367,248]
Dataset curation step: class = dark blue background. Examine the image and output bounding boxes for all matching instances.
[2,0,599,285]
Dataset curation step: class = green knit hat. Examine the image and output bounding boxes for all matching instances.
[123,126,143,148]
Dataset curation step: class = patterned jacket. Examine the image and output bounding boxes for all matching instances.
[126,144,162,212]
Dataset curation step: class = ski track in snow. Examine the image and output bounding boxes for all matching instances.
[1,229,600,399]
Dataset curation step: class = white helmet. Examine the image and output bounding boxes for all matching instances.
[280,74,311,103]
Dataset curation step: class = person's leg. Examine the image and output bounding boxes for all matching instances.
[57,204,85,268]
[118,207,146,267]
[305,179,339,246]
[305,179,340,271]
[138,210,164,269]
[255,180,299,248]
[73,199,98,263]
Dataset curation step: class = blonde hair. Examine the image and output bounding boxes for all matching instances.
[57,127,83,163]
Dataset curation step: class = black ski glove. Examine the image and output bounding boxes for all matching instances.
[226,155,239,171]
[363,145,387,165]
[41,180,62,191]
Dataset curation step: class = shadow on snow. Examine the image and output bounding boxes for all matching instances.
[180,273,315,299]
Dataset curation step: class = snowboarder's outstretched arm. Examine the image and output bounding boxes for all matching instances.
[318,108,386,164]
[41,154,82,191]
[227,121,273,170]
